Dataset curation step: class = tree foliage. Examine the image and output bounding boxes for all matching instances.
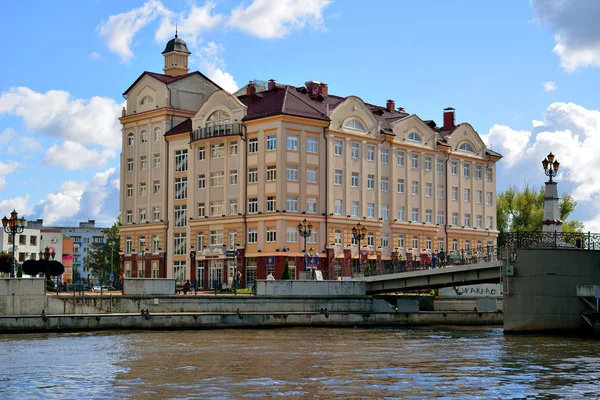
[281,260,291,280]
[83,220,121,285]
[496,184,584,235]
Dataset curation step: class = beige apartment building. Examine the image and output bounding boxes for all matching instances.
[119,35,502,289]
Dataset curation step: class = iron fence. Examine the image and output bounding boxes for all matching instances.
[190,123,243,142]
[503,231,600,250]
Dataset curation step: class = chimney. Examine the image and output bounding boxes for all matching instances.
[268,79,276,90]
[386,99,395,112]
[397,107,405,113]
[246,81,256,96]
[305,81,320,94]
[443,107,455,130]
[317,82,328,96]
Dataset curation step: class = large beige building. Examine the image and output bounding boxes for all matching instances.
[119,35,502,289]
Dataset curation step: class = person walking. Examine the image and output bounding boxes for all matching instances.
[432,253,438,269]
[439,250,446,268]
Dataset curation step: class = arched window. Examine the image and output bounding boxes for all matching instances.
[334,230,342,245]
[154,127,161,141]
[426,237,432,250]
[452,239,458,251]
[140,130,148,144]
[206,110,230,127]
[412,236,419,249]
[407,132,422,142]
[125,237,132,255]
[229,230,237,249]
[127,132,134,146]
[197,232,205,250]
[343,118,366,132]
[139,236,146,251]
[367,232,375,247]
[458,142,474,152]
[139,95,154,106]
[465,240,471,251]
[153,235,160,253]
[398,235,405,249]
[477,240,482,250]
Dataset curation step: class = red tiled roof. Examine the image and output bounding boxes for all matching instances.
[238,86,329,122]
[123,71,222,96]
[165,118,192,136]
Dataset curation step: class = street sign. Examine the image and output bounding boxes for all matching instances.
[225,250,236,257]
[109,272,114,280]
[506,265,514,276]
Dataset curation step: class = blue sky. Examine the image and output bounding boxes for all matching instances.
[1,0,600,229]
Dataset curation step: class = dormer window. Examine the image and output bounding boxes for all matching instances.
[343,118,366,132]
[127,132,134,146]
[407,132,422,142]
[458,143,474,152]
[139,96,154,106]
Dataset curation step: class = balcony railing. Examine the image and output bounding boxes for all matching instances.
[503,231,600,250]
[190,123,243,142]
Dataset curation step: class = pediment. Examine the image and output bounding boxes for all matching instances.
[329,96,380,137]
[192,90,247,130]
[392,115,438,149]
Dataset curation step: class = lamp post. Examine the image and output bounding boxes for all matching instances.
[2,210,26,278]
[542,152,560,183]
[297,218,313,271]
[392,249,399,274]
[351,223,366,275]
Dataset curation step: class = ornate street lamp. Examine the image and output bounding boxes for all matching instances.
[2,210,27,278]
[297,218,313,271]
[351,223,367,274]
[542,152,560,183]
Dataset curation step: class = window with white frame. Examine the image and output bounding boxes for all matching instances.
[397,179,405,193]
[287,196,298,212]
[174,205,186,227]
[437,211,444,225]
[465,240,471,251]
[139,209,147,223]
[464,188,471,202]
[198,146,205,160]
[397,206,405,221]
[140,183,147,196]
[307,197,318,214]
[306,168,318,183]
[174,177,187,200]
[408,132,421,142]
[266,227,276,242]
[412,208,419,222]
[127,133,134,146]
[452,239,458,251]
[210,172,224,187]
[426,237,432,250]
[126,237,132,254]
[476,215,483,228]
[411,154,419,169]
[197,203,205,217]
[451,161,457,175]
[210,201,224,216]
[334,140,343,156]
[367,203,375,218]
[248,168,258,184]
[463,163,470,177]
[248,228,257,243]
[334,170,342,185]
[475,165,482,179]
[344,119,366,131]
[380,149,389,164]
[248,198,258,214]
[452,212,458,225]
[487,216,493,229]
[175,149,188,172]
[229,199,238,215]
[267,196,276,212]
[438,239,444,251]
[267,134,276,151]
[287,227,298,243]
[412,235,419,249]
[153,154,160,168]
[334,230,342,245]
[287,135,298,150]
[140,156,147,170]
[248,138,258,153]
[437,159,444,173]
[367,233,375,247]
[211,143,224,159]
[486,192,493,206]
[425,183,432,197]
[334,199,342,215]
[437,185,444,199]
[140,130,148,143]
[425,209,432,223]
[381,233,389,248]
[154,127,161,141]
[367,145,375,161]
[230,141,238,156]
[381,205,389,220]
[210,230,223,245]
[351,172,359,187]
[459,143,474,152]
[153,207,160,221]
[266,166,276,181]
[411,181,419,195]
[452,187,458,200]
[173,233,186,255]
[229,170,238,185]
[127,158,133,172]
[425,156,432,171]
[229,230,237,249]
[127,184,133,197]
[486,167,493,182]
[398,235,405,249]
[351,143,359,158]
[464,213,471,227]
[153,180,160,195]
[307,230,318,244]
[306,137,318,153]
[153,235,160,252]
[287,165,298,181]
[367,174,374,190]
[197,233,205,251]
[381,177,389,192]
[397,151,404,166]
[351,201,359,217]
[198,174,205,189]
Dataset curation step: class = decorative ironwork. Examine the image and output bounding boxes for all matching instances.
[190,123,243,142]
[503,231,600,250]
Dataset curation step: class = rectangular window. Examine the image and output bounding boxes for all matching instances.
[334,199,343,215]
[210,201,224,216]
[451,161,458,175]
[411,154,419,169]
[464,213,471,227]
[267,134,276,151]
[229,170,238,185]
[248,229,258,243]
[248,138,258,153]
[351,201,359,217]
[380,149,389,164]
[307,198,318,214]
[334,140,343,156]
[230,141,238,156]
[398,235,405,249]
[197,203,205,218]
[307,137,318,153]
[139,209,147,223]
[173,232,186,256]
[486,167,493,182]
[476,190,483,204]
[153,154,160,168]
[127,158,133,172]
[140,156,147,170]
[411,181,419,195]
[287,227,298,243]
[210,230,223,246]
[175,149,188,172]
[397,179,404,193]
[334,170,342,185]
[463,163,471,177]
[351,172,359,187]
[266,166,276,181]
[452,212,458,226]
[380,205,389,220]
[198,146,205,160]
[367,146,375,161]
[210,171,224,188]
[397,207,405,221]
[367,203,375,218]
[306,168,318,183]
[153,207,160,221]
[307,230,318,244]
[126,211,132,224]
[127,184,133,197]
[153,180,160,195]
[287,196,298,212]
[411,208,419,222]
[266,227,276,243]
[397,151,404,166]
[248,168,258,184]
[351,143,359,158]
[475,165,482,179]
[425,209,432,223]
[248,198,258,214]
[452,187,458,201]
[174,205,186,227]
[229,199,238,215]
[487,216,494,229]
[266,196,276,212]
[486,192,493,206]
[425,183,432,197]
[198,174,205,189]
[437,211,444,225]
[476,215,483,228]
[211,143,224,159]
[140,183,147,196]
[436,159,444,173]
[464,188,471,202]
[367,175,374,190]
[287,135,298,151]
[437,185,444,199]
[425,156,432,171]
[381,177,389,192]
[381,233,389,248]
[287,165,298,181]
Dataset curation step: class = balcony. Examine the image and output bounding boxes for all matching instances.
[190,123,243,143]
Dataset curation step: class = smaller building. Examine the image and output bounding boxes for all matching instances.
[0,227,41,276]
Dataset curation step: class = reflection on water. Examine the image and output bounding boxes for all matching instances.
[0,327,599,399]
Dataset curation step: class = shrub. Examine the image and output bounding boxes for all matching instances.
[281,260,291,280]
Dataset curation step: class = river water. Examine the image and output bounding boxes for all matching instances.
[0,327,599,399]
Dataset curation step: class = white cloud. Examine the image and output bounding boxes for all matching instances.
[481,125,532,167]
[0,161,19,190]
[543,81,557,92]
[97,0,168,62]
[44,141,116,170]
[0,87,122,151]
[228,0,331,39]
[0,128,42,154]
[33,168,119,226]
[154,2,223,47]
[532,0,600,71]
[89,51,101,60]
[198,42,239,93]
[0,195,31,221]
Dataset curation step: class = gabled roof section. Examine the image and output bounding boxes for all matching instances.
[165,118,192,136]
[123,71,222,97]
[238,86,329,122]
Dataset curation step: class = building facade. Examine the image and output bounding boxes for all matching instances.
[0,227,41,276]
[119,35,502,289]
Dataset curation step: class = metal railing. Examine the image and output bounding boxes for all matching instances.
[350,246,500,278]
[190,123,243,142]
[503,231,600,250]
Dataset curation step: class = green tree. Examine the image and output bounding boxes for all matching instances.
[281,260,291,280]
[84,220,121,286]
[496,184,584,239]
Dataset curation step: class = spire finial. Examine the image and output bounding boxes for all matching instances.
[175,24,178,38]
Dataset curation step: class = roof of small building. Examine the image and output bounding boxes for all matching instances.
[123,71,221,97]
[165,118,193,136]
[161,35,191,55]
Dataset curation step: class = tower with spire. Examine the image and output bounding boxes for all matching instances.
[162,28,191,77]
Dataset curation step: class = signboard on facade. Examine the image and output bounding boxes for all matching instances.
[438,283,503,298]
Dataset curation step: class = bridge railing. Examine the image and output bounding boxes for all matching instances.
[503,231,600,250]
[351,246,500,278]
